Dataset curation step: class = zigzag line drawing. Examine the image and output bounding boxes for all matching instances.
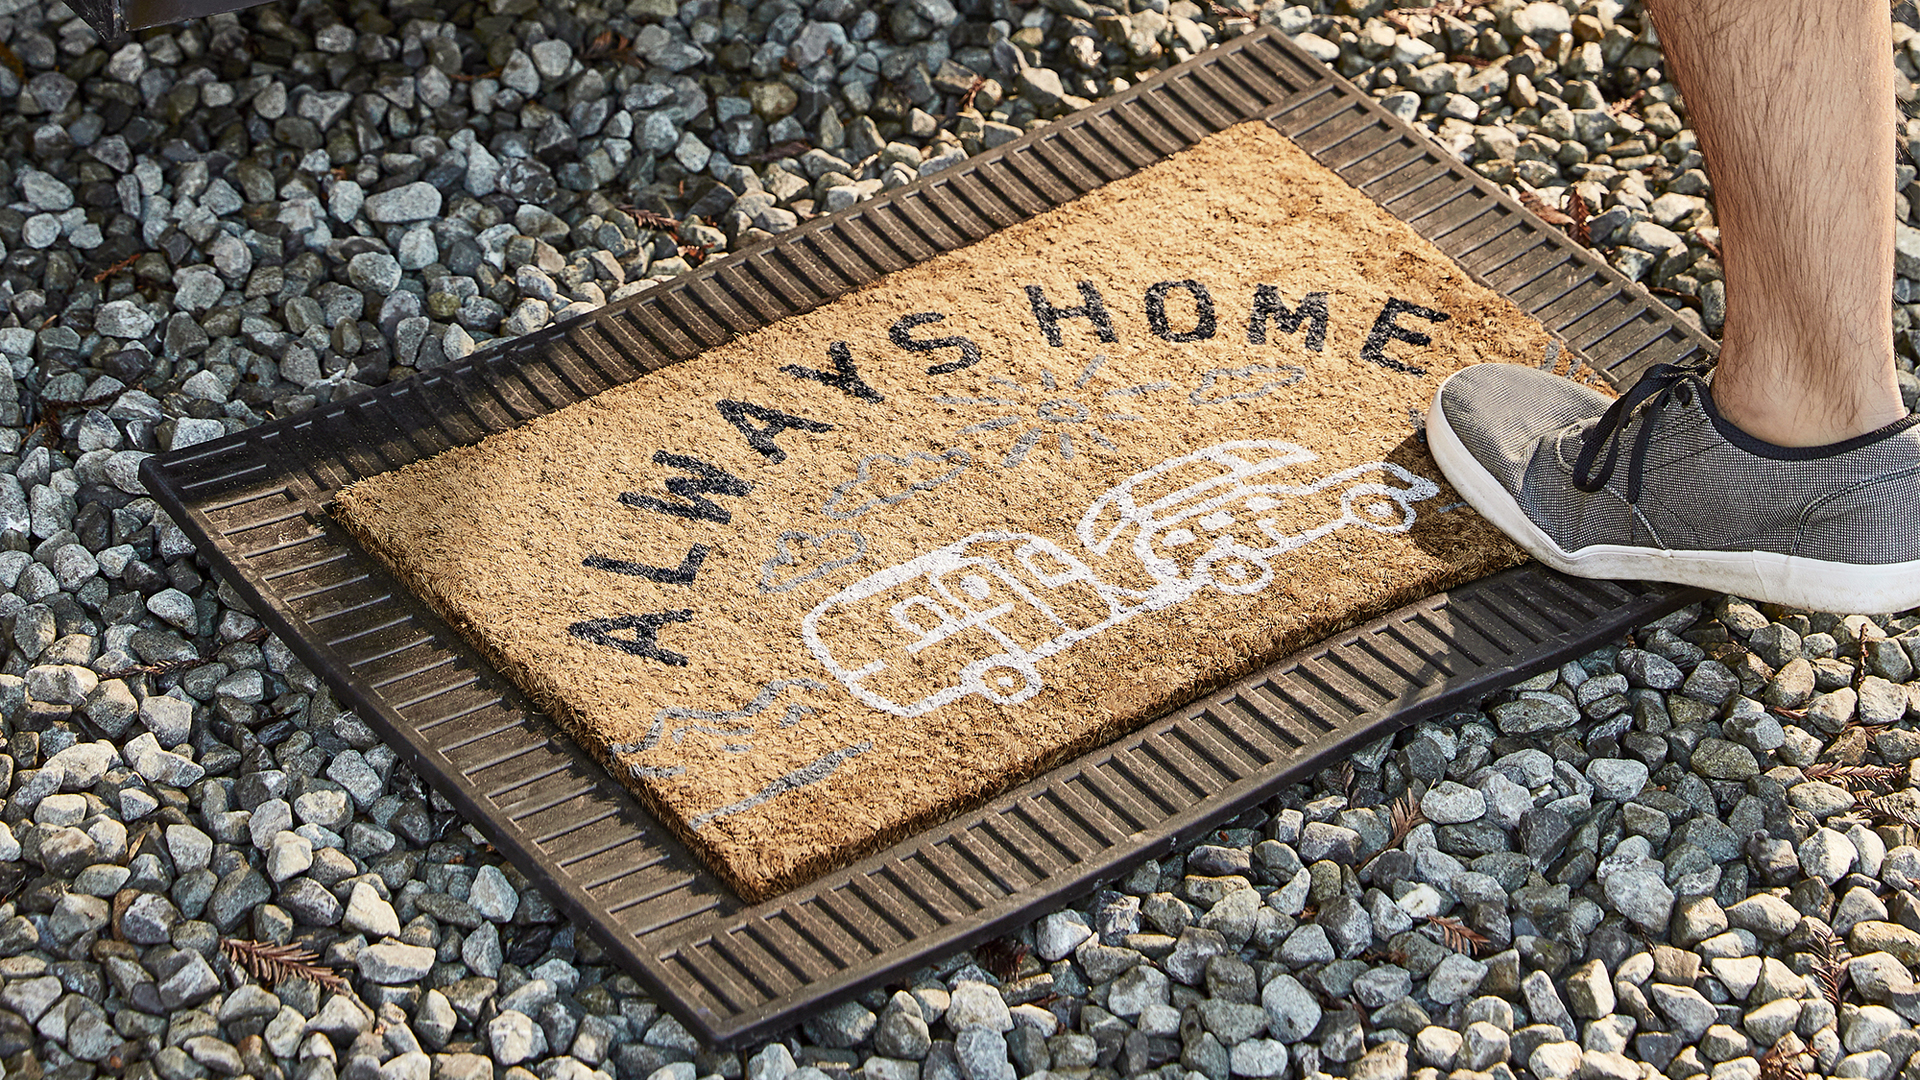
[608,677,832,780]
[688,741,873,831]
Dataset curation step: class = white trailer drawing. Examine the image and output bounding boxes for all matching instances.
[800,532,1149,718]
[804,443,1442,717]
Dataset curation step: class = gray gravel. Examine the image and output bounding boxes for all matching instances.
[5,0,1920,1079]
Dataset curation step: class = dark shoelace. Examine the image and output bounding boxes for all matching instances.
[1570,361,1714,504]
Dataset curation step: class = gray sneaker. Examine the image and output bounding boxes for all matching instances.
[1427,360,1920,613]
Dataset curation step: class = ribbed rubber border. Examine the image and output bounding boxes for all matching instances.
[78,0,273,39]
[142,28,1708,1047]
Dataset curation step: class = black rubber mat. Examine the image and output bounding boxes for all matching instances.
[142,28,1709,1047]
[68,0,123,41]
[74,0,264,40]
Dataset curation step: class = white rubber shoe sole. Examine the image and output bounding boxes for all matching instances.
[1427,372,1920,615]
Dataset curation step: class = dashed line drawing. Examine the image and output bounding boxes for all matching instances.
[1536,338,1604,386]
[803,442,1442,717]
[941,354,1174,468]
[820,448,972,520]
[607,677,831,781]
[758,529,870,593]
[1188,363,1307,405]
[1537,339,1563,372]
[688,741,873,831]
[1078,440,1441,596]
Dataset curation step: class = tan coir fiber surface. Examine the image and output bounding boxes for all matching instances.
[336,121,1588,901]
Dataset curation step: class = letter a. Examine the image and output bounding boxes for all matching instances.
[568,610,695,666]
[716,400,833,464]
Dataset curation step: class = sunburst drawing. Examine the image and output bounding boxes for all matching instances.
[936,354,1172,468]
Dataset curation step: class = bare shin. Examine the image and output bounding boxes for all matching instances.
[1644,0,1905,446]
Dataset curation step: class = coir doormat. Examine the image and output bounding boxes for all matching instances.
[335,120,1584,900]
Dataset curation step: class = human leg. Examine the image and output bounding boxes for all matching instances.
[1645,0,1904,447]
[1421,0,1920,612]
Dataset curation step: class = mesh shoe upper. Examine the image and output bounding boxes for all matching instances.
[1436,362,1920,565]
[1436,363,1613,493]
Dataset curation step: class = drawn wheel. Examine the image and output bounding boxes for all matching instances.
[1344,487,1415,531]
[962,657,1042,705]
[1196,545,1274,595]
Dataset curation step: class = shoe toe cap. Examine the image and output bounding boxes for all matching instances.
[1435,363,1612,489]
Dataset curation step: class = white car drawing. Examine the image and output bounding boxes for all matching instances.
[801,532,1149,718]
[1076,440,1441,597]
